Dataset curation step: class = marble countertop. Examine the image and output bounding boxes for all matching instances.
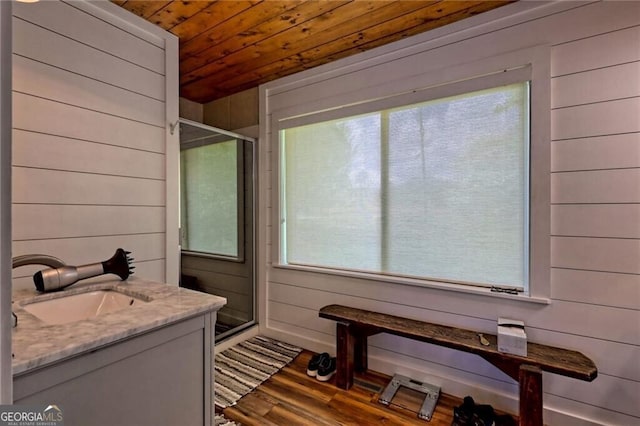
[11,277,227,375]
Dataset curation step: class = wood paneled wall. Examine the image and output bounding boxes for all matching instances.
[203,88,259,132]
[1,0,13,402]
[11,1,176,290]
[260,2,639,424]
[179,97,203,123]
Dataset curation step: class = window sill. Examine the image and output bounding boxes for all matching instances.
[273,263,550,305]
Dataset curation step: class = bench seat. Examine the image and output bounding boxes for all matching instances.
[319,304,597,426]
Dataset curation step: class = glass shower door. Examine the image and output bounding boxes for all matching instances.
[178,119,256,340]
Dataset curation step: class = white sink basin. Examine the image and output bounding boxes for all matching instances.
[21,290,147,325]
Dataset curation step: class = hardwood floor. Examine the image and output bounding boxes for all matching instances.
[221,350,488,425]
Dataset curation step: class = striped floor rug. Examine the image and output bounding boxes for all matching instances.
[214,414,239,426]
[214,335,302,408]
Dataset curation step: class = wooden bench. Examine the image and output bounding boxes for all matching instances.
[319,304,597,426]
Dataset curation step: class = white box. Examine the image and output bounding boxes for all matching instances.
[497,318,527,357]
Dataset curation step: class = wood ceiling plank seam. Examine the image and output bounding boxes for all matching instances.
[265,1,514,82]
[172,0,262,45]
[179,0,348,75]
[109,0,513,102]
[255,0,452,78]
[177,0,282,59]
[147,0,217,31]
[178,0,388,83]
[181,1,511,102]
[179,0,445,97]
[300,1,515,69]
[179,0,417,87]
[178,0,346,66]
[117,0,172,20]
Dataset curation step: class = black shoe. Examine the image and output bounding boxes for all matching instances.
[452,396,496,426]
[307,352,330,377]
[316,356,336,382]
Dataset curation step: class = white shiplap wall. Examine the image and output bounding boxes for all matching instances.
[1,0,13,403]
[260,2,640,425]
[11,1,178,290]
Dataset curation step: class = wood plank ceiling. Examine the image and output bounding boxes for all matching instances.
[113,1,513,104]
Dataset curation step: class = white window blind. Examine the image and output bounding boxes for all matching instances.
[280,82,530,289]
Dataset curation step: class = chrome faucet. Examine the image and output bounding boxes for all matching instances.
[11,254,67,327]
[12,254,66,269]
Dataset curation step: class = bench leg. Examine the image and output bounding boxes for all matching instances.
[336,322,355,390]
[519,364,543,426]
[354,333,367,372]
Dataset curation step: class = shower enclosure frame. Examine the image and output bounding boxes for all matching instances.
[178,118,257,342]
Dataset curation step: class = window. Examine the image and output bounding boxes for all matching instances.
[180,139,240,258]
[279,76,531,291]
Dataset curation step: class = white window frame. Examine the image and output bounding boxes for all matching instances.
[271,46,550,302]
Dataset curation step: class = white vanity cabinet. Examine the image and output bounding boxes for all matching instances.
[12,279,225,426]
[14,312,215,426]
